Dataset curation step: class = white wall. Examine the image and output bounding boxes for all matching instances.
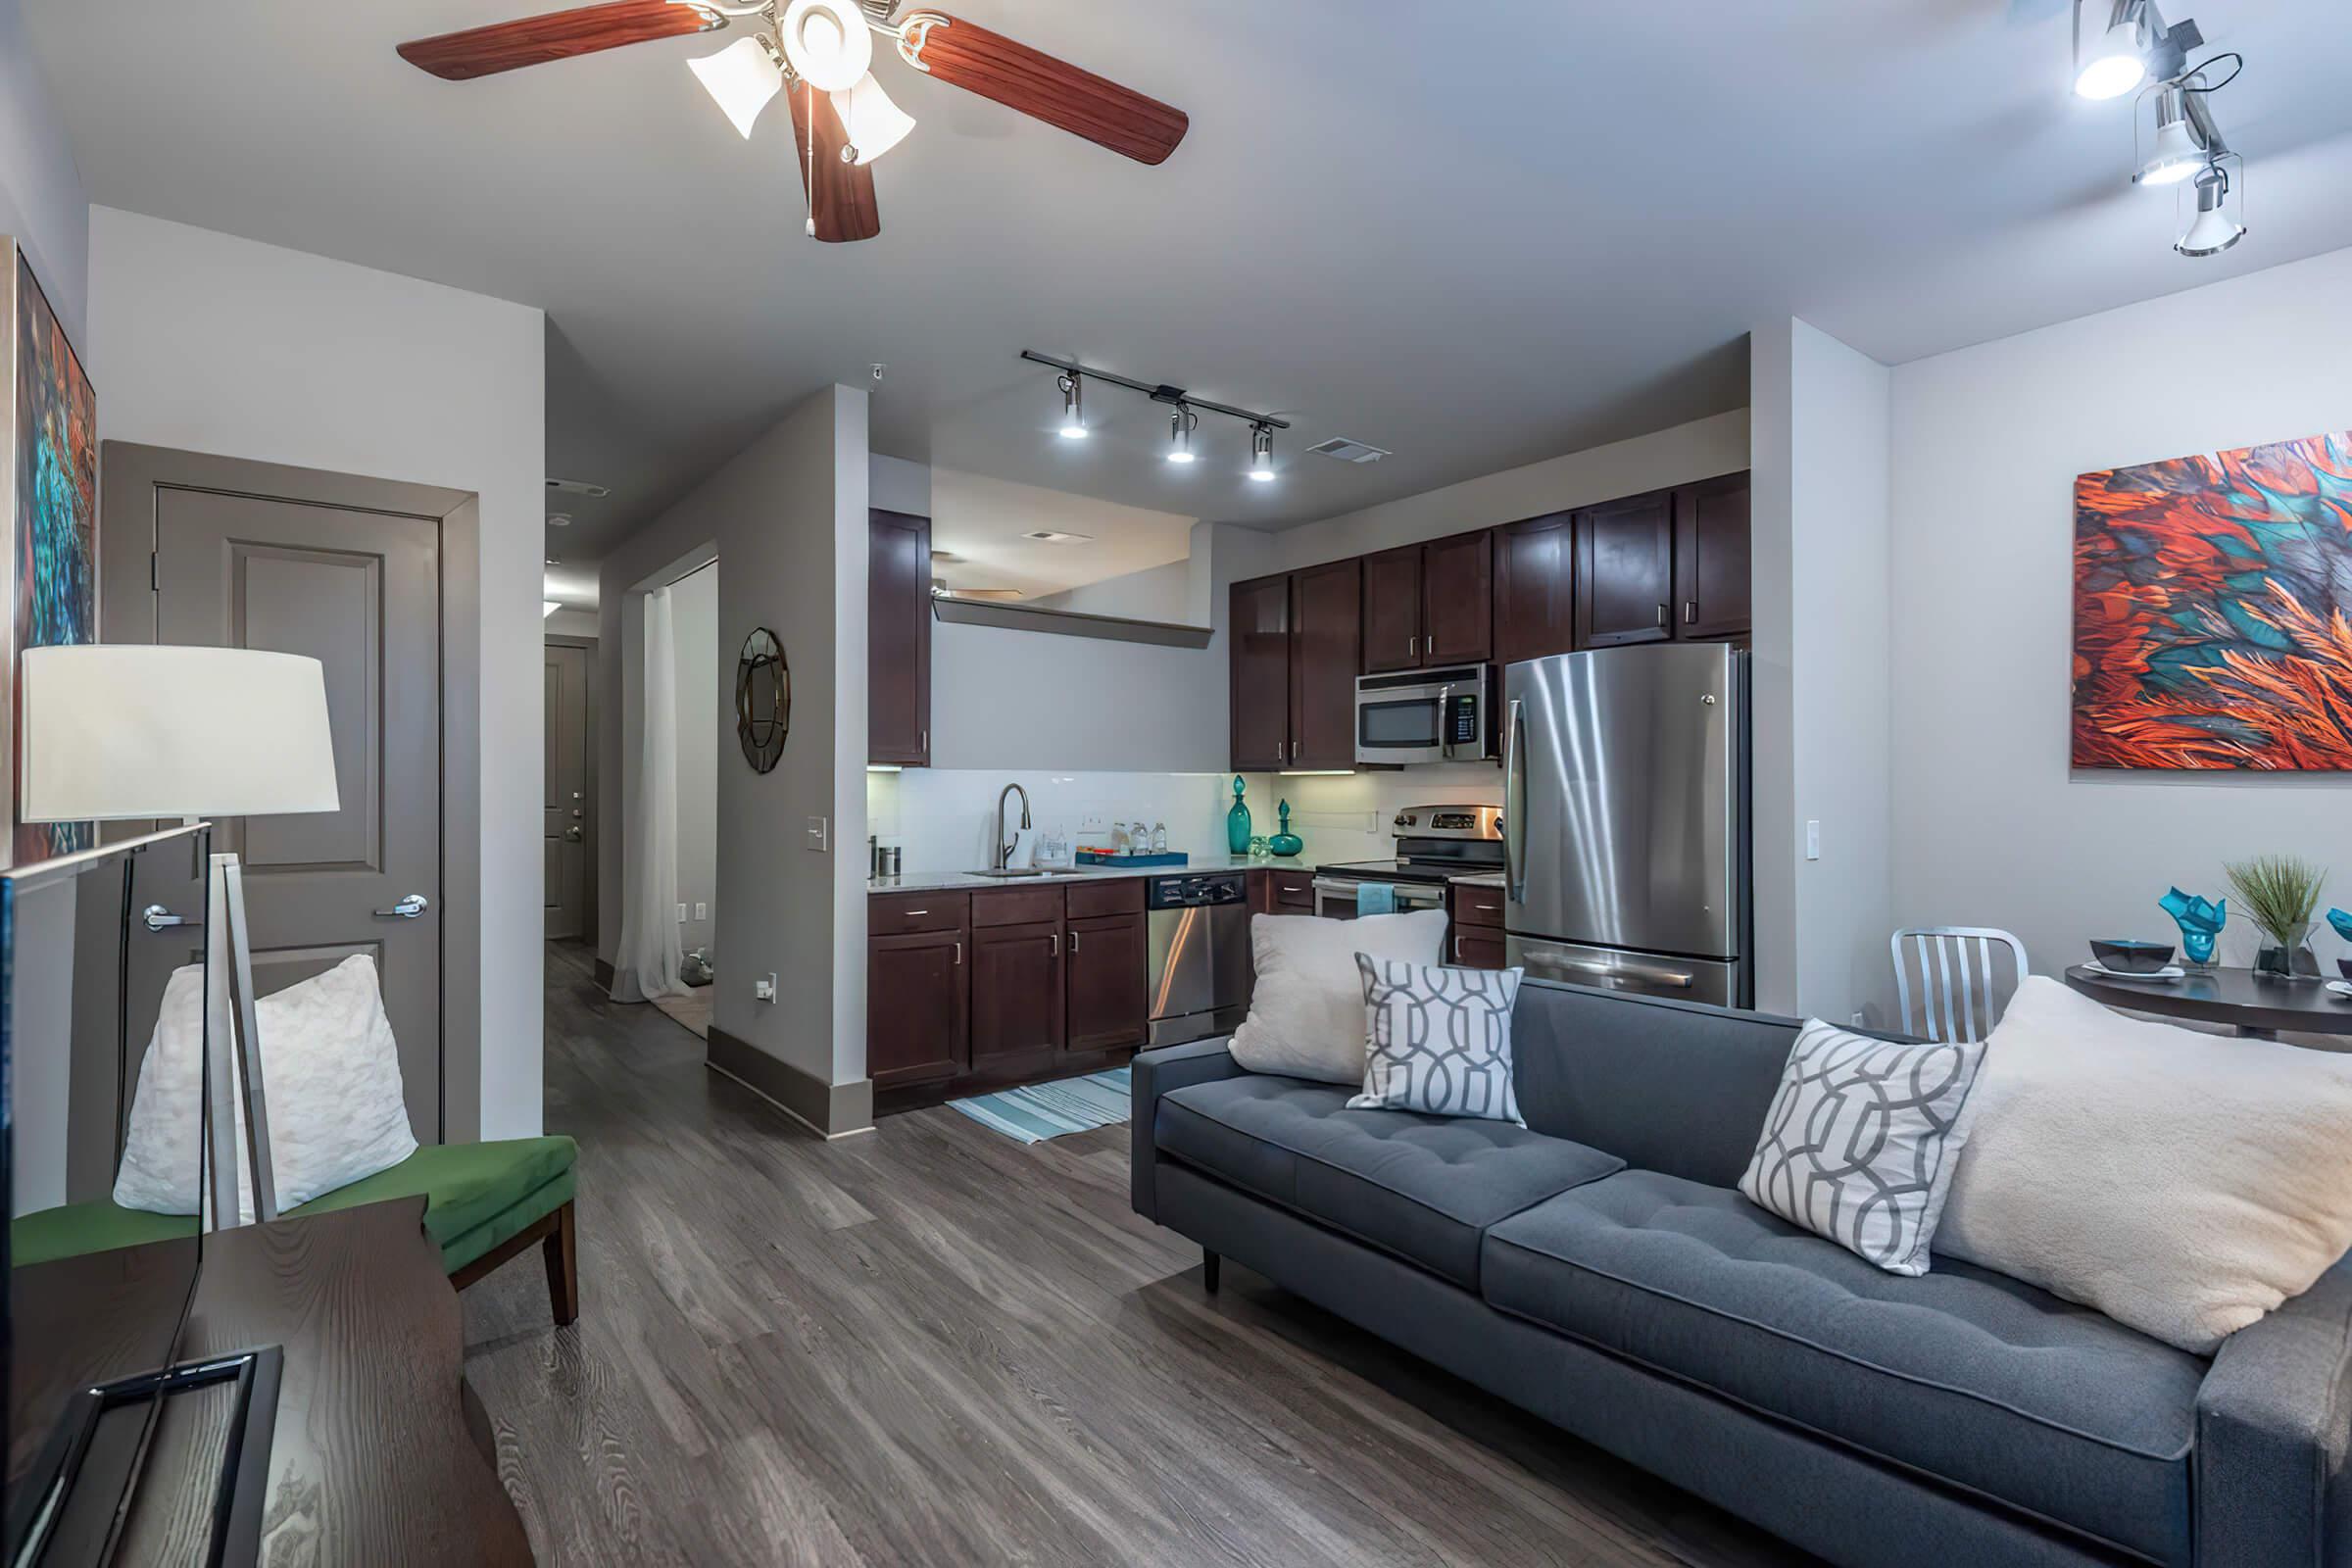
[0,0,86,342]
[669,561,717,956]
[1889,244,2352,978]
[88,207,548,1139]
[1028,559,1192,621]
[600,386,869,1103]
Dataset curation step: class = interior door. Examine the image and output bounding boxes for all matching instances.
[140,488,445,1143]
[544,642,590,939]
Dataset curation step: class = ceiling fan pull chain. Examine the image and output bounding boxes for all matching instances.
[803,78,818,236]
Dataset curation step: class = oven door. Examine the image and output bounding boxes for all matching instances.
[1312,877,1448,920]
[1354,666,1492,766]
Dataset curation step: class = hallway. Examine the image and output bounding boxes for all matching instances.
[456,945,1804,1566]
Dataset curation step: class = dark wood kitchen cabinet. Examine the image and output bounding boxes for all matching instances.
[1289,557,1362,770]
[1673,472,1753,640]
[1576,490,1675,648]
[1494,510,1577,665]
[867,895,968,1089]
[1065,911,1147,1053]
[1229,572,1292,772]
[1360,545,1424,672]
[968,919,1064,1070]
[869,508,932,765]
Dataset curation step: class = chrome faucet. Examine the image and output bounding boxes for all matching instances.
[994,782,1033,869]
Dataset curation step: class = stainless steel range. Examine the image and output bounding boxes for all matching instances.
[1311,804,1503,918]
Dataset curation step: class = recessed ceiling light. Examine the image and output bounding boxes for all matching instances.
[1022,530,1095,544]
[547,513,573,528]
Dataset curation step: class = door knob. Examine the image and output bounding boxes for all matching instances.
[374,894,430,919]
[142,904,200,933]
[564,826,583,842]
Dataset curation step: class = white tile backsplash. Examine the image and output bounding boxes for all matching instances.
[1241,763,1503,863]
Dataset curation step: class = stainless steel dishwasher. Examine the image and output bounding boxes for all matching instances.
[1145,871,1252,1047]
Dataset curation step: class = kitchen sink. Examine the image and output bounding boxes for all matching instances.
[965,867,1053,879]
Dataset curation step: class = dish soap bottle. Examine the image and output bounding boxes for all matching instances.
[1226,774,1251,856]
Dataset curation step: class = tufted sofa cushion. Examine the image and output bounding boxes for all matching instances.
[1483,1170,2205,1567]
[1156,1076,1621,1291]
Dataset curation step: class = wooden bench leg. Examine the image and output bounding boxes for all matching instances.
[543,1200,579,1327]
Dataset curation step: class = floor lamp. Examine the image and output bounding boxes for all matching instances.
[18,644,340,1228]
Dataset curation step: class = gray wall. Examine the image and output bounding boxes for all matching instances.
[0,0,86,343]
[669,562,718,957]
[1889,243,2352,976]
[598,386,869,1107]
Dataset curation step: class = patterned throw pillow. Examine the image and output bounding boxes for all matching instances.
[1348,956,1526,1124]
[1739,1020,1986,1276]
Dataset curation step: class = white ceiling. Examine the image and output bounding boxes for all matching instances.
[24,1,2352,567]
[927,467,1193,600]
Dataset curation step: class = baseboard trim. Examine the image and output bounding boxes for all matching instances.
[593,956,615,989]
[707,1024,875,1139]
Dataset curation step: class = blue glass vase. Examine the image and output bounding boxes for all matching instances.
[1268,800,1303,858]
[1225,774,1251,856]
[2159,887,2227,969]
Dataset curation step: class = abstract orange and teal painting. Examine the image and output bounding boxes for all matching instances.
[2074,430,2352,770]
[11,250,96,861]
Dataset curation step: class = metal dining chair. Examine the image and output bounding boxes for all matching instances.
[1889,927,2031,1044]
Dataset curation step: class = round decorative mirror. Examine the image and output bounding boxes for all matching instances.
[736,627,790,773]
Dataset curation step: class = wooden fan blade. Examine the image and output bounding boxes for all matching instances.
[788,83,883,244]
[900,13,1188,166]
[398,1,723,81]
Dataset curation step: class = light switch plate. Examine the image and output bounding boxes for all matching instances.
[693,902,708,921]
[806,816,829,853]
[755,973,777,1003]
[675,903,688,922]
[1804,820,1822,861]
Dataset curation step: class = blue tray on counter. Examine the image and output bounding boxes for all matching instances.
[1074,851,1189,868]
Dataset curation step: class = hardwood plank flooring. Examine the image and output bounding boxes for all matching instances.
[462,944,1815,1566]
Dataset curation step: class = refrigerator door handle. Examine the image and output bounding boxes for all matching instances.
[1549,956,1697,990]
[1501,697,1527,905]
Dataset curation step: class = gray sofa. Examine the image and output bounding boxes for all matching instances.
[1130,979,2352,1568]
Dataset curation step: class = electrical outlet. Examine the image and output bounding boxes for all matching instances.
[1077,812,1107,834]
[1851,1009,1867,1027]
[756,973,777,1003]
[806,815,829,853]
[675,902,688,922]
[693,902,708,921]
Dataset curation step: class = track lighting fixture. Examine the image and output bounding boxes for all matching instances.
[2073,0,2199,100]
[2136,83,2203,184]
[1024,351,1291,481]
[2176,157,2245,257]
[1166,407,1199,465]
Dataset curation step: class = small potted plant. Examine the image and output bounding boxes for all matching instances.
[2224,856,2328,980]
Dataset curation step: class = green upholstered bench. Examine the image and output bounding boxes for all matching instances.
[11,1136,579,1324]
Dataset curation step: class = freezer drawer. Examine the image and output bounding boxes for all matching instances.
[1506,934,1744,1008]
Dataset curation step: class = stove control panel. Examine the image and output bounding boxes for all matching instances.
[1392,804,1503,840]
[1147,872,1248,909]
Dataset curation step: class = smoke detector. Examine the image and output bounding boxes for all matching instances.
[1307,437,1391,465]
[547,476,610,498]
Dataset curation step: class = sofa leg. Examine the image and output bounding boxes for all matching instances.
[1202,1250,1220,1295]
[542,1200,580,1326]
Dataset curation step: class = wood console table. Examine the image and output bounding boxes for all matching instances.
[115,1198,532,1564]
[2063,963,2352,1044]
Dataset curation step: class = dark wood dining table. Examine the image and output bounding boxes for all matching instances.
[2064,963,2352,1043]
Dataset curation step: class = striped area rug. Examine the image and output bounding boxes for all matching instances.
[949,1068,1133,1146]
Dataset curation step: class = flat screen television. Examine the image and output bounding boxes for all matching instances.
[1,823,262,1564]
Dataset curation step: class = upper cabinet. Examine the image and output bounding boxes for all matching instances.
[1229,572,1292,772]
[1290,557,1362,770]
[1494,510,1576,666]
[1576,490,1676,648]
[1673,472,1752,640]
[1361,531,1493,672]
[869,509,932,766]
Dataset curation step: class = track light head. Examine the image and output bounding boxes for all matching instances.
[1166,406,1198,464]
[2176,159,2245,257]
[2136,82,2205,184]
[1057,373,1088,439]
[2077,9,2151,99]
[1248,423,1276,483]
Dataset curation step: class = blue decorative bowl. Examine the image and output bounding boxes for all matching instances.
[2091,939,2175,974]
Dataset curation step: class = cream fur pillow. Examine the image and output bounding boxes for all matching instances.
[1228,911,1447,1084]
[1937,975,2352,1353]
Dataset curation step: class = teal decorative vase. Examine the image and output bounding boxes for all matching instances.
[1268,800,1303,858]
[2159,887,2227,969]
[1225,774,1251,856]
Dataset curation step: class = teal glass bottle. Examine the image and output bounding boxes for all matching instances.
[1225,774,1251,856]
[1268,799,1303,858]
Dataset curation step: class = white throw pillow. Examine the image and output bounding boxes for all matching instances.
[1228,910,1446,1084]
[1738,1019,1986,1275]
[1350,956,1526,1123]
[114,955,419,1222]
[1938,975,2352,1353]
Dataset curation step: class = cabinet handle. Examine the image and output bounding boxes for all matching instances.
[1069,929,1081,954]
[1684,600,1698,624]
[1654,604,1668,627]
[1050,931,1060,957]
[1408,634,1418,657]
[905,908,928,916]
[920,728,928,752]
[953,940,961,966]
[1454,935,1463,961]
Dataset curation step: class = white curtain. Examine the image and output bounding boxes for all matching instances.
[611,586,686,1004]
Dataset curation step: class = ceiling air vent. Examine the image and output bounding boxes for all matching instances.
[546,476,610,498]
[1307,438,1391,465]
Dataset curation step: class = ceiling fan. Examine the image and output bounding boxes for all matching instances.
[397,0,1188,243]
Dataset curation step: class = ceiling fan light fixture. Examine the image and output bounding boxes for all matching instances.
[781,0,873,93]
[688,34,784,138]
[833,73,915,165]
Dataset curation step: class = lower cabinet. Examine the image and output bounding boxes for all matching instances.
[969,920,1064,1070]
[868,925,969,1088]
[1448,883,1507,970]
[1066,912,1147,1052]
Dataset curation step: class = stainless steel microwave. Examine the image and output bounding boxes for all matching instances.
[1354,664,1496,765]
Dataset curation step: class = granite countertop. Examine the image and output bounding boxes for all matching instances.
[869,855,1269,896]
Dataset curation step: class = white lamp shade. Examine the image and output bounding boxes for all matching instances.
[832,73,915,165]
[2177,206,2245,256]
[781,0,872,93]
[20,645,340,821]
[688,36,783,139]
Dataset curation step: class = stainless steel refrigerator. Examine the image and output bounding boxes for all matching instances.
[1501,644,1751,1007]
